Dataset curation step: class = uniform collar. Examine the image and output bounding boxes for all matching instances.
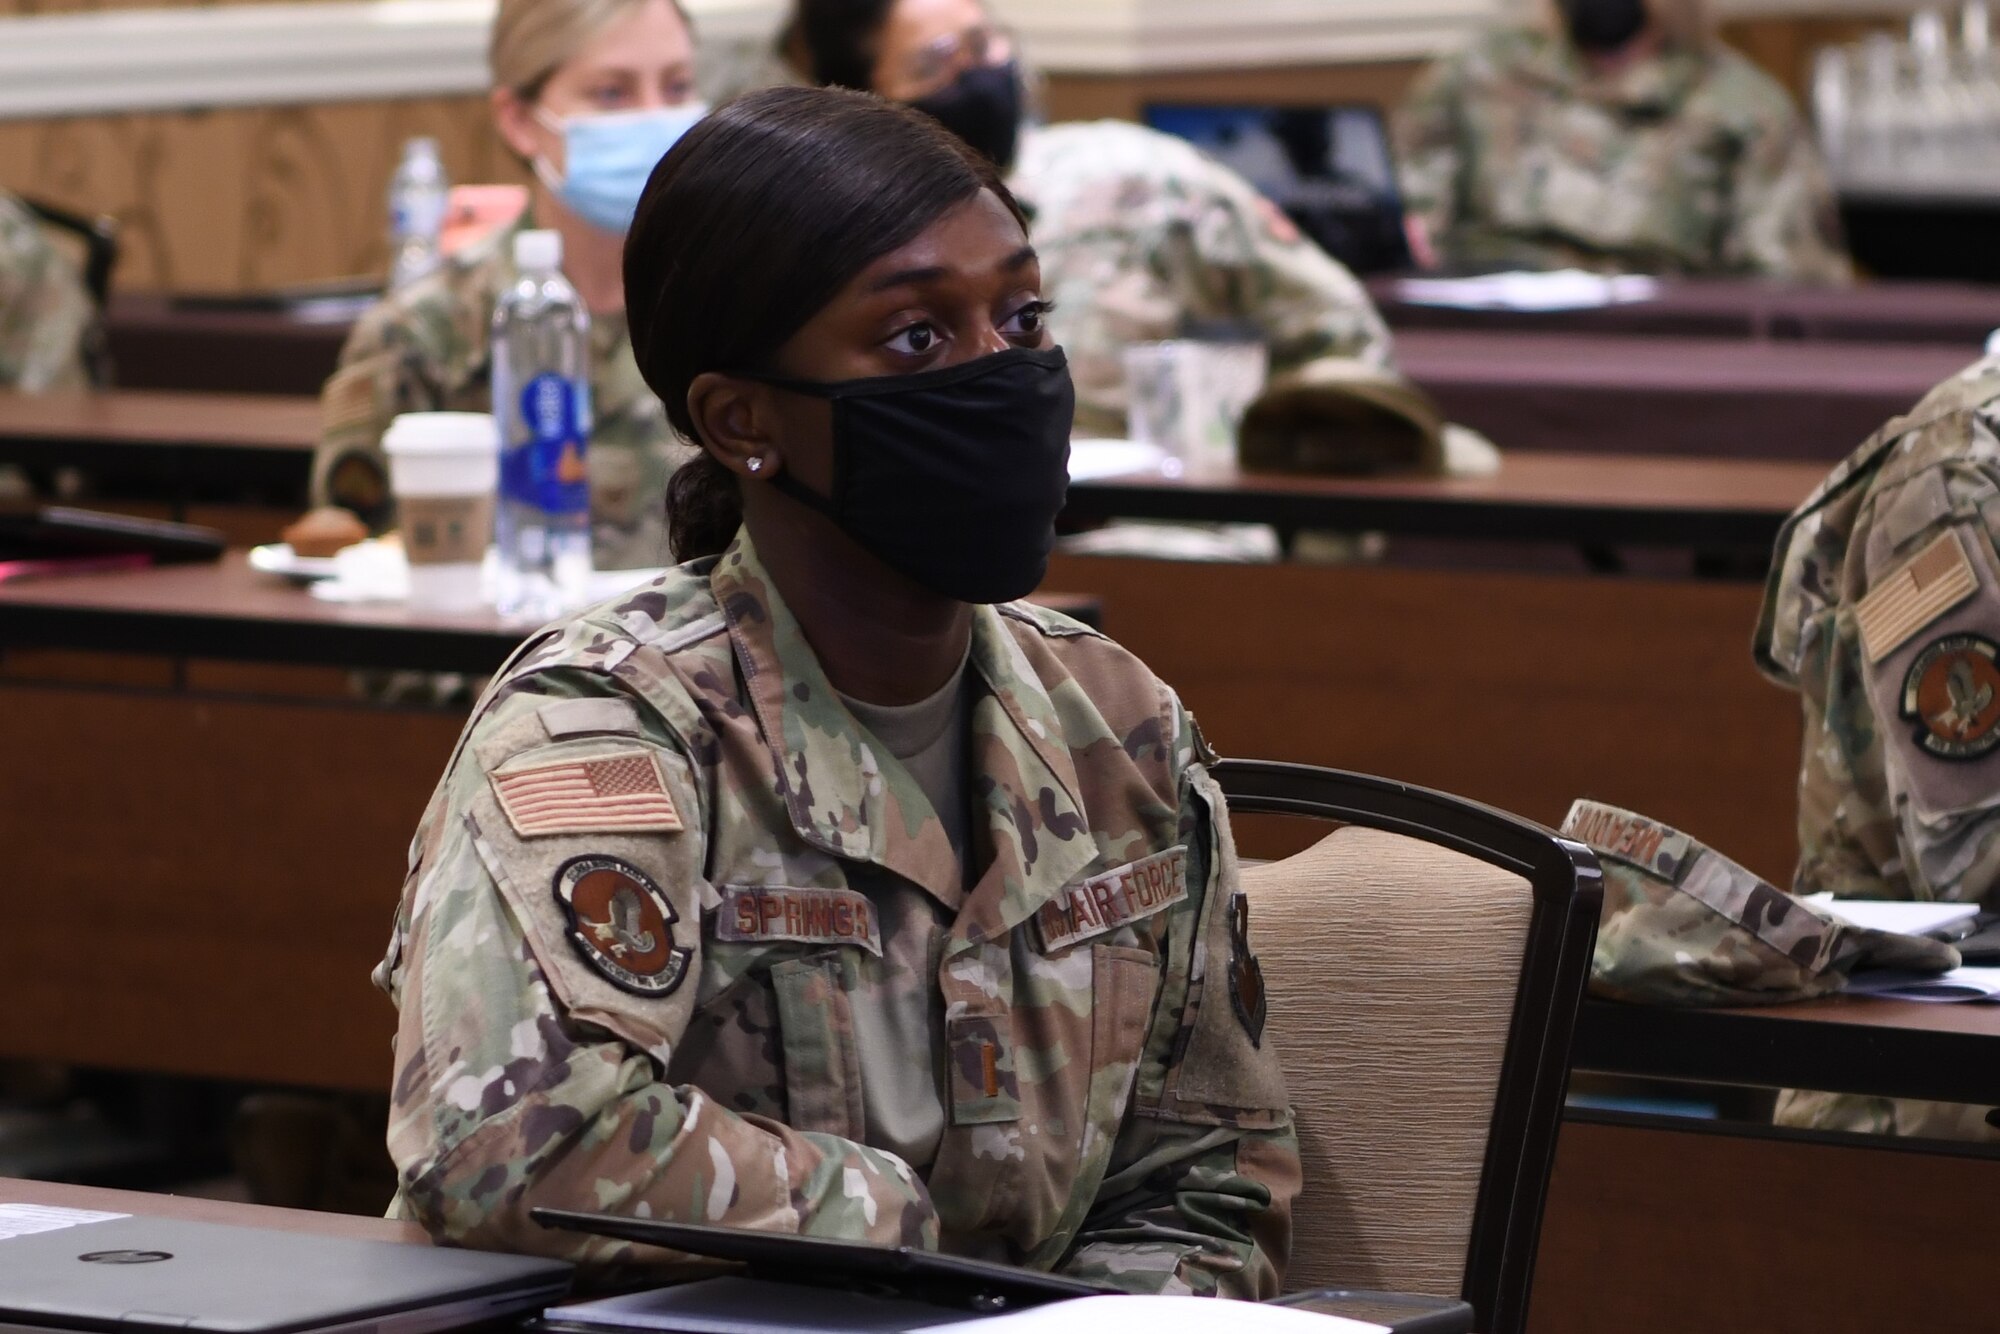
[712,531,1093,929]
[1512,27,1704,112]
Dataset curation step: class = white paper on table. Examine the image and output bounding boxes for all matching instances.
[551,1286,1388,1334]
[307,540,667,609]
[1067,439,1170,482]
[0,1204,127,1241]
[958,1295,1389,1334]
[1802,894,1980,937]
[549,1276,988,1334]
[1395,270,1661,313]
[1844,965,2000,1003]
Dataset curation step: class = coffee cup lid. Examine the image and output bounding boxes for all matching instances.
[383,412,499,456]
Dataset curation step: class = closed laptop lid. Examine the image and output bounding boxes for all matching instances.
[0,1207,571,1334]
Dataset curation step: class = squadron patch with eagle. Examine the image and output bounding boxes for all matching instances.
[553,856,690,995]
[1901,634,2000,761]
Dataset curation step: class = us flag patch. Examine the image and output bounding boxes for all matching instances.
[492,750,683,838]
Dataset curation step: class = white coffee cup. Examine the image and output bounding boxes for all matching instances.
[383,412,500,611]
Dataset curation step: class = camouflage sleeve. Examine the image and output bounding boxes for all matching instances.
[1391,50,1468,257]
[384,669,938,1265]
[312,299,447,529]
[1790,625,1911,898]
[0,194,93,392]
[1175,157,1393,373]
[1718,97,1853,285]
[1061,702,1300,1298]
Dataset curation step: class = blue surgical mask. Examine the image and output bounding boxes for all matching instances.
[533,103,707,235]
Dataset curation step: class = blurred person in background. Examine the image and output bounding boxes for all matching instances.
[314,0,702,571]
[782,0,1394,437]
[0,190,91,393]
[1394,0,1853,282]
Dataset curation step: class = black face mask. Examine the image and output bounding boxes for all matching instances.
[752,346,1075,605]
[909,60,1024,173]
[1559,0,1649,52]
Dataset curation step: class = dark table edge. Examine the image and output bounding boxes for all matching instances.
[0,602,528,675]
[1061,480,1786,549]
[1574,998,2000,1107]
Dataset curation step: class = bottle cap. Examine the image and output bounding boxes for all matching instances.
[514,229,563,272]
[405,135,440,162]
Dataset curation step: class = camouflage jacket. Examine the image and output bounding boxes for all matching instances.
[315,219,692,571]
[0,190,93,392]
[374,530,1299,1292]
[1756,356,2000,906]
[1394,26,1851,283]
[1011,121,1393,437]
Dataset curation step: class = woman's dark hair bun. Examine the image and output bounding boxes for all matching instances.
[624,85,1023,562]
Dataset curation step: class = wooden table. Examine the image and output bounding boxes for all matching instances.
[0,386,1823,556]
[0,389,318,517]
[1395,329,1972,463]
[0,553,1103,672]
[0,1177,423,1245]
[106,294,357,399]
[63,324,1981,471]
[1575,993,2000,1107]
[1064,451,1821,550]
[0,552,548,674]
[1372,274,2000,347]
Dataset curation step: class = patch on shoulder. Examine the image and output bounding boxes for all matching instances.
[492,748,682,836]
[1036,848,1188,953]
[554,856,690,996]
[1901,633,2000,761]
[1858,530,1978,664]
[1227,892,1267,1047]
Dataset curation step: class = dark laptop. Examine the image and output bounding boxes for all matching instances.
[0,1207,571,1334]
[1143,103,1413,275]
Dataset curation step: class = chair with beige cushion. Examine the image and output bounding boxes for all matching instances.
[1216,759,1601,1334]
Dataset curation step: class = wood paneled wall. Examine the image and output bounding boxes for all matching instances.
[0,8,1913,294]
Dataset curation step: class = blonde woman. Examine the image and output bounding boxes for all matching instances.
[1395,0,1852,282]
[314,0,703,571]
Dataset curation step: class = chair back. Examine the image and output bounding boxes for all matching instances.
[1215,760,1600,1334]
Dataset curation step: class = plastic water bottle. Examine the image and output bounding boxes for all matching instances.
[387,137,449,291]
[492,229,593,619]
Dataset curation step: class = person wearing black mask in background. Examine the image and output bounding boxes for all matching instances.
[780,0,1395,439]
[1394,0,1853,282]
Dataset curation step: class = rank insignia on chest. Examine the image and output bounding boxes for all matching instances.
[714,885,883,957]
[1035,847,1188,953]
[1228,892,1268,1047]
[553,855,691,995]
[1901,633,2000,761]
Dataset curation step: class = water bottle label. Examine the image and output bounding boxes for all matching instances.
[391,194,447,241]
[503,373,590,515]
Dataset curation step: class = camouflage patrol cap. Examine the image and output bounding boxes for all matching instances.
[1562,800,1960,1006]
[1236,359,1446,477]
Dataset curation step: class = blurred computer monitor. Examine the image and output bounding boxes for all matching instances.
[1143,103,1412,276]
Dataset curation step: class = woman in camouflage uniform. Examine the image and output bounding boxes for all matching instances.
[314,0,702,571]
[376,87,1300,1290]
[1394,0,1852,282]
[782,0,1393,438]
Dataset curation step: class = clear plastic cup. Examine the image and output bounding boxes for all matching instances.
[382,412,500,611]
[1123,340,1270,474]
